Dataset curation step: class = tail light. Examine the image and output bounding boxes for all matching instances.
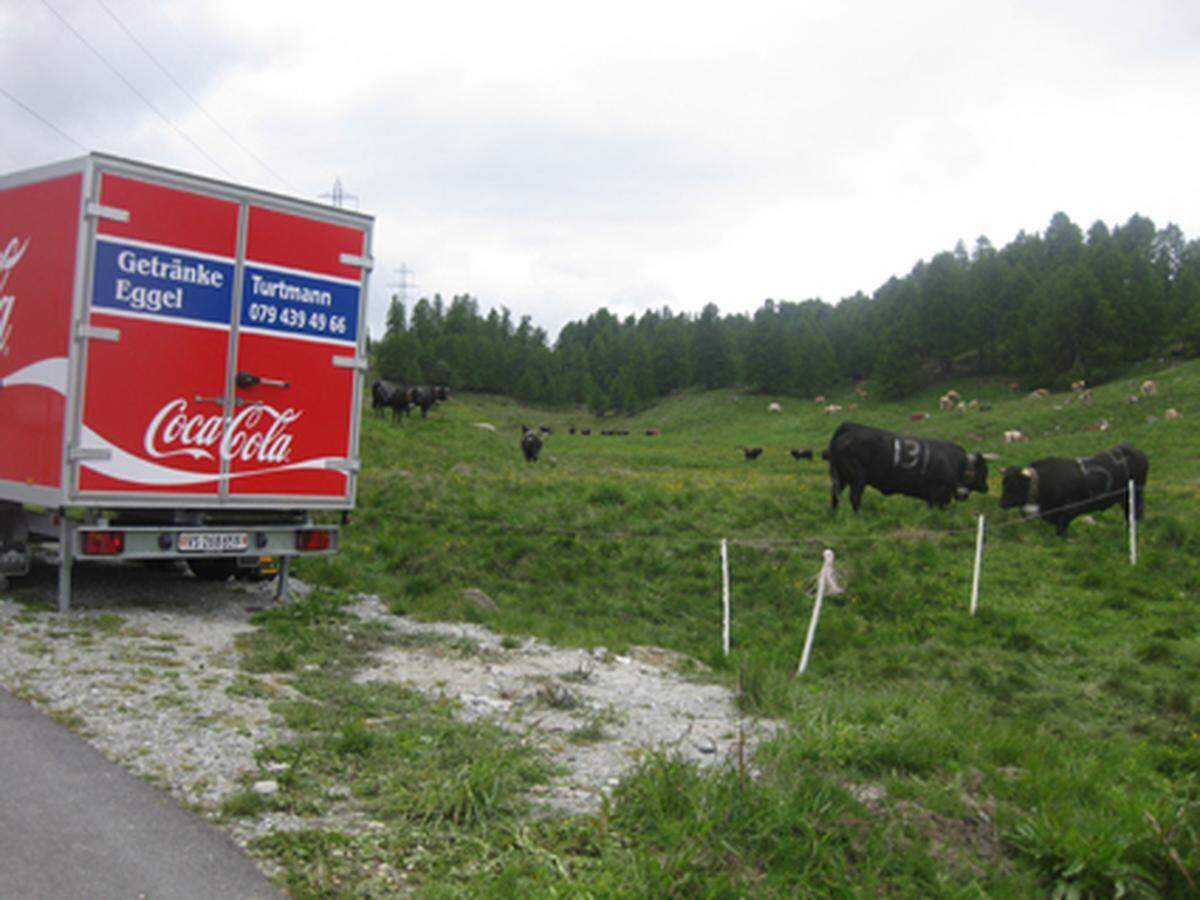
[295,529,333,552]
[82,530,125,556]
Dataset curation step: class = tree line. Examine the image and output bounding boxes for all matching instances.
[370,211,1200,412]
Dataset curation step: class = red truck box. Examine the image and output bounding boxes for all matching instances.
[0,154,373,608]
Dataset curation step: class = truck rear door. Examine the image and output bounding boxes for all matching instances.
[76,164,369,505]
[78,171,238,498]
[229,204,367,500]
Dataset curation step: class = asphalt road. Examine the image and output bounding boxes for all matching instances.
[0,687,284,899]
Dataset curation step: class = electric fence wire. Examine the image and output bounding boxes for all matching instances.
[37,0,236,179]
[359,483,1162,553]
[92,0,298,193]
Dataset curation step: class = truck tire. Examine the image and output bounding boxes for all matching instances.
[186,557,239,581]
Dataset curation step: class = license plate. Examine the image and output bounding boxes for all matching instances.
[178,532,250,553]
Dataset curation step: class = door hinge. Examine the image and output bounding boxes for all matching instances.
[69,446,112,463]
[85,201,130,223]
[338,252,373,270]
[76,322,121,342]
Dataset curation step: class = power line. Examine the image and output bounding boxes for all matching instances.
[93,0,297,193]
[37,0,235,178]
[0,85,88,152]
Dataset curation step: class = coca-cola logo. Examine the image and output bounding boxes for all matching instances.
[144,398,301,465]
[0,235,30,355]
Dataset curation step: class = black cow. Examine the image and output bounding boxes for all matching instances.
[826,421,989,511]
[743,447,763,460]
[998,443,1148,536]
[411,384,450,418]
[371,379,412,420]
[790,448,813,461]
[520,425,543,462]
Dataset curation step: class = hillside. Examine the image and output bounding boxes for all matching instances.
[278,359,1200,895]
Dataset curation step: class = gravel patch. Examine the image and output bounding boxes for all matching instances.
[0,564,778,855]
[350,595,778,813]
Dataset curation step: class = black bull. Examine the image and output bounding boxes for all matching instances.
[825,422,989,511]
[998,443,1148,536]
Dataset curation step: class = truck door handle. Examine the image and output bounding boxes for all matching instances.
[236,371,290,389]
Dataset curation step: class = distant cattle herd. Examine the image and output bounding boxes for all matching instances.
[371,380,451,420]
[370,377,1162,535]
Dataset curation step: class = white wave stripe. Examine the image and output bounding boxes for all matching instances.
[2,355,340,487]
[79,425,337,486]
[0,357,69,393]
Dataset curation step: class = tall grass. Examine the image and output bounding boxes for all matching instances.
[276,361,1200,895]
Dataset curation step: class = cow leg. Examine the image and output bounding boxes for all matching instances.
[829,467,842,509]
[849,481,865,512]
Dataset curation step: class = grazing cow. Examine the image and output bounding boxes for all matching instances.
[768,402,783,413]
[410,384,449,418]
[825,421,989,511]
[539,425,553,434]
[910,411,929,421]
[371,379,412,420]
[823,404,843,415]
[645,429,660,436]
[814,395,826,404]
[569,426,576,435]
[1164,408,1182,420]
[1071,380,1087,392]
[580,428,591,435]
[1141,379,1158,397]
[790,448,813,461]
[520,425,543,462]
[1029,388,1050,400]
[1084,419,1110,432]
[938,389,961,412]
[999,443,1148,536]
[743,447,764,460]
[1003,430,1028,443]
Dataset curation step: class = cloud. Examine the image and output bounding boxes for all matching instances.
[5,0,1200,343]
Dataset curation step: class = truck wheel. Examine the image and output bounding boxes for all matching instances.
[186,557,239,581]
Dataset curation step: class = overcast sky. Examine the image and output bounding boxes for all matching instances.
[4,0,1199,341]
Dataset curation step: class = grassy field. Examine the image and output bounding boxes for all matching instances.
[238,359,1200,896]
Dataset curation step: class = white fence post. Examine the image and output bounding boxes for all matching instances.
[797,549,835,676]
[721,538,731,657]
[970,514,985,616]
[1129,479,1137,566]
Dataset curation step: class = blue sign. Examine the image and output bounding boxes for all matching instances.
[240,266,360,343]
[91,239,234,326]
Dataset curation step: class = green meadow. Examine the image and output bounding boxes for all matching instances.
[241,360,1200,897]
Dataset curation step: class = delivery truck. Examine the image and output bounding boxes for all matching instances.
[0,153,373,610]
